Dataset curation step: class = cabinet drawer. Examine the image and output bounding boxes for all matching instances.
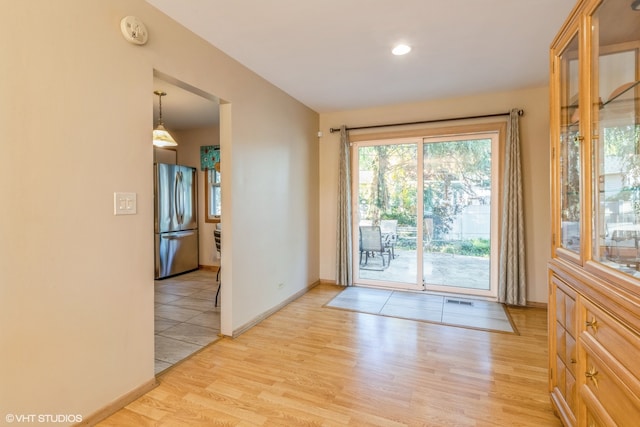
[581,349,640,425]
[582,299,640,379]
[566,369,577,415]
[565,293,576,336]
[556,323,566,363]
[557,323,577,376]
[566,333,577,377]
[556,288,566,328]
[556,355,566,396]
[554,354,577,413]
[552,277,577,333]
[585,405,613,427]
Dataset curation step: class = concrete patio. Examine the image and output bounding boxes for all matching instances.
[357,248,491,291]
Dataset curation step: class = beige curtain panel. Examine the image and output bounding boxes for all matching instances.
[336,126,353,287]
[498,109,527,305]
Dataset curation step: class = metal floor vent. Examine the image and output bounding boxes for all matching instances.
[445,298,474,306]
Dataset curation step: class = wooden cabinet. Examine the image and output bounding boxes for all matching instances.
[549,270,640,426]
[549,0,640,425]
[551,277,578,424]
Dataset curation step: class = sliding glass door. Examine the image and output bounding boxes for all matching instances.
[352,131,499,298]
[422,135,498,296]
[354,141,421,289]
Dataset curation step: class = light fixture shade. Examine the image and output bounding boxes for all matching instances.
[153,124,178,147]
[153,90,178,147]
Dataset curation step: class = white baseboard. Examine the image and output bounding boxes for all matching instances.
[232,280,321,337]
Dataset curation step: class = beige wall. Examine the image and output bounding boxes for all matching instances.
[0,0,318,422]
[318,86,551,304]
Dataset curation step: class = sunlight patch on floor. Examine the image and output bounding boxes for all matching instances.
[325,286,516,334]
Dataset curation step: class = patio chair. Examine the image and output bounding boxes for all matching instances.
[606,229,640,270]
[359,226,392,268]
[380,219,398,259]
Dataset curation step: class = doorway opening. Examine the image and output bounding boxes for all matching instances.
[152,71,223,374]
[352,123,503,299]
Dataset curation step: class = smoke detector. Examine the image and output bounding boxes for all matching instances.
[120,16,148,45]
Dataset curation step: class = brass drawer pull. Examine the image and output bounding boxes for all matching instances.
[586,317,599,333]
[585,367,599,388]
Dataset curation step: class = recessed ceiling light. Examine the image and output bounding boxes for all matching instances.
[392,44,411,56]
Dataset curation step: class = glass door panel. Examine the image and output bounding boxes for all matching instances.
[352,132,499,298]
[422,136,496,295]
[559,33,582,254]
[590,0,640,275]
[355,143,420,288]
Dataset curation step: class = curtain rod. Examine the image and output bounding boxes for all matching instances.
[329,109,523,133]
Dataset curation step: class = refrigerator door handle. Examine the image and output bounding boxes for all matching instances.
[179,170,184,224]
[174,171,182,225]
[179,171,185,223]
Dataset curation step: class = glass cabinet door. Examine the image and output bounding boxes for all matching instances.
[591,0,640,276]
[559,33,582,255]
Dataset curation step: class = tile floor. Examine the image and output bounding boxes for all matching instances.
[154,269,221,374]
[326,286,515,333]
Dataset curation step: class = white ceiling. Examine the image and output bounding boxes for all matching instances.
[148,0,578,128]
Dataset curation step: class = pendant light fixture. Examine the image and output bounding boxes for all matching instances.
[153,90,178,147]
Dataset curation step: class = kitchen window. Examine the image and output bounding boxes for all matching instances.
[205,167,221,222]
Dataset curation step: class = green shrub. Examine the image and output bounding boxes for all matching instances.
[427,238,490,257]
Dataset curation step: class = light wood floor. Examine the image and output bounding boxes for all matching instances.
[98,284,561,426]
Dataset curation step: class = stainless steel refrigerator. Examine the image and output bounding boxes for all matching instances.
[154,163,199,279]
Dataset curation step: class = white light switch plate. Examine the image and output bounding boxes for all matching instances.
[114,192,137,215]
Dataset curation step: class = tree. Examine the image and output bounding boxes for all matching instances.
[357,138,492,239]
[359,144,417,226]
[424,139,491,238]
